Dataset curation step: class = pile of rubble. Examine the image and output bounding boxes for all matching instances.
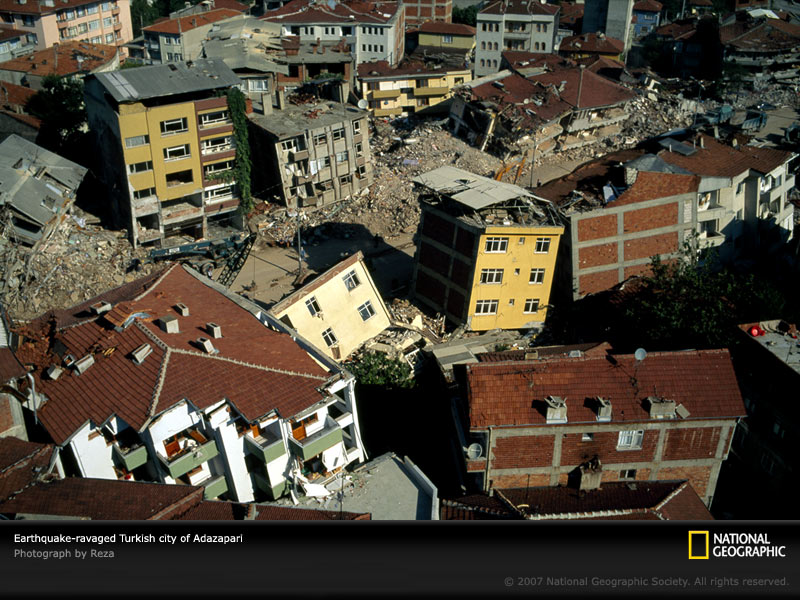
[0,208,158,322]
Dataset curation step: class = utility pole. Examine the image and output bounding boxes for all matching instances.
[293,209,306,286]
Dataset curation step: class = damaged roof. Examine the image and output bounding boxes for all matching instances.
[633,0,663,11]
[559,32,624,55]
[480,0,559,16]
[357,59,465,79]
[418,21,476,36]
[413,165,541,210]
[469,71,572,126]
[14,265,334,445]
[0,437,56,503]
[91,59,241,103]
[466,348,745,429]
[250,100,366,139]
[0,41,117,77]
[720,17,800,51]
[201,17,288,74]
[528,66,636,109]
[262,0,401,25]
[144,8,241,34]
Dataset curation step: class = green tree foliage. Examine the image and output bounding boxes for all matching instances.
[130,0,159,37]
[25,75,86,154]
[226,87,253,214]
[452,5,479,26]
[348,352,413,389]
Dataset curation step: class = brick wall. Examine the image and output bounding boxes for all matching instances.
[662,427,721,461]
[578,242,618,269]
[492,473,551,488]
[466,459,486,473]
[624,232,679,261]
[624,263,654,279]
[577,214,617,242]
[655,465,712,498]
[492,435,555,469]
[0,398,15,433]
[559,430,658,466]
[578,269,619,295]
[623,202,678,233]
[422,211,455,244]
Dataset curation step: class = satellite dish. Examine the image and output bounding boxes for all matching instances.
[327,0,336,8]
[357,98,368,109]
[466,443,483,460]
[634,348,647,362]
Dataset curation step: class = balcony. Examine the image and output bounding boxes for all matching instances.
[114,21,122,31]
[201,143,234,156]
[414,86,449,97]
[162,202,203,223]
[374,106,402,117]
[289,422,343,461]
[132,195,159,217]
[113,443,149,472]
[112,6,120,15]
[202,474,228,500]
[244,430,287,464]
[289,149,308,162]
[370,89,401,99]
[158,429,219,479]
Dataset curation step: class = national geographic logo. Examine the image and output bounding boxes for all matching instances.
[689,531,787,559]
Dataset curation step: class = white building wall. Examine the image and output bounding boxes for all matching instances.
[206,403,255,502]
[69,422,117,480]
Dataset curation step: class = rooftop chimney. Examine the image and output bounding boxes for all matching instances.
[578,457,602,491]
[159,315,180,334]
[90,301,113,315]
[45,365,62,380]
[196,337,217,354]
[175,303,190,317]
[647,396,676,419]
[595,396,612,422]
[206,322,222,338]
[131,343,153,365]
[73,354,95,375]
[544,396,567,424]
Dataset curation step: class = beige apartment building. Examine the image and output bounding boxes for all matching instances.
[270,251,391,361]
[0,0,133,57]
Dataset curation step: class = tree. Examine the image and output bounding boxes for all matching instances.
[130,0,159,37]
[452,5,479,27]
[226,87,253,213]
[347,352,413,389]
[25,75,86,155]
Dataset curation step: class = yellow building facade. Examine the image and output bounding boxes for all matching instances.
[358,62,471,118]
[468,226,562,331]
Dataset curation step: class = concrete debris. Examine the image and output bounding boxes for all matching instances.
[0,206,158,322]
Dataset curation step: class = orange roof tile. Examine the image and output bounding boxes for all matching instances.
[418,21,475,36]
[466,349,745,429]
[0,41,117,77]
[263,0,400,25]
[560,32,624,55]
[659,134,792,178]
[0,80,36,109]
[144,8,242,34]
[613,171,700,206]
[528,66,636,109]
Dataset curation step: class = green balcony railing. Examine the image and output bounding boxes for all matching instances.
[244,434,287,464]
[113,444,149,472]
[160,439,219,479]
[289,424,343,461]
[203,475,228,500]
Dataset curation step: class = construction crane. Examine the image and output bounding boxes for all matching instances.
[494,152,527,184]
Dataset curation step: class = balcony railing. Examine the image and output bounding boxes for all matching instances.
[289,422,343,461]
[370,89,401,99]
[244,432,287,464]
[202,474,228,500]
[158,431,219,479]
[414,86,449,97]
[112,443,149,472]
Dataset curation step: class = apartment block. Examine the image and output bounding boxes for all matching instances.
[7,264,368,503]
[0,25,37,63]
[262,0,405,67]
[403,0,452,26]
[632,0,661,38]
[582,0,634,51]
[454,347,746,505]
[140,8,241,64]
[475,0,559,78]
[0,0,133,57]
[270,251,391,361]
[84,59,244,248]
[358,59,470,118]
[0,40,118,89]
[249,94,372,209]
[411,166,563,332]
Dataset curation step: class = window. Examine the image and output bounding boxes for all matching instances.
[128,160,153,174]
[160,117,188,136]
[480,59,485,67]
[166,53,174,61]
[125,134,149,148]
[174,53,182,60]
[523,298,539,313]
[353,120,361,135]
[760,452,776,475]
[249,79,269,92]
[479,268,503,284]
[518,237,525,245]
[340,174,352,185]
[443,35,453,44]
[105,32,114,43]
[508,299,515,306]
[313,133,327,145]
[201,136,232,154]
[542,24,548,33]
[481,41,485,50]
[88,19,99,30]
[76,6,85,17]
[619,469,637,480]
[484,237,508,253]
[536,23,541,32]
[22,15,35,26]
[305,297,321,316]
[534,42,540,51]
[199,110,229,127]
[355,142,363,156]
[203,185,233,201]
[321,328,338,347]
[416,98,430,107]
[357,300,376,321]
[529,268,545,284]
[132,187,155,200]
[163,144,190,160]
[335,150,348,163]
[165,170,193,187]
[541,42,546,51]
[617,430,644,450]
[581,433,594,441]
[534,237,551,253]
[77,22,88,33]
[342,270,361,291]
[104,16,113,27]
[87,3,98,13]
[475,299,498,315]
[332,127,345,140]
[203,160,233,177]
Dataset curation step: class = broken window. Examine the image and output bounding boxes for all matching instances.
[529,268,545,284]
[163,144,190,160]
[305,296,321,316]
[133,187,156,200]
[582,433,594,441]
[125,134,149,148]
[342,270,361,291]
[335,150,348,163]
[617,430,644,450]
[201,136,232,154]
[165,170,193,187]
[523,298,539,314]
[479,268,503,284]
[332,128,345,140]
[352,120,361,135]
[199,110,229,127]
[357,300,375,321]
[619,469,637,480]
[474,299,498,315]
[313,133,327,146]
[160,117,188,136]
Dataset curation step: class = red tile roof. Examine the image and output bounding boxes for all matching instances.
[263,0,400,25]
[0,25,28,42]
[576,55,625,75]
[253,504,370,520]
[559,32,624,55]
[481,0,559,16]
[144,9,242,34]
[655,21,695,40]
[613,171,700,206]
[0,110,41,129]
[0,437,54,502]
[502,50,572,71]
[477,342,611,362]
[15,265,332,444]
[634,0,662,12]
[0,0,102,15]
[469,72,573,126]
[204,0,250,11]
[659,134,793,178]
[720,18,800,51]
[418,21,475,36]
[0,477,204,520]
[357,60,457,79]
[443,481,713,520]
[466,348,745,429]
[0,347,26,382]
[0,41,117,77]
[528,66,636,109]
[0,80,36,109]
[559,2,584,25]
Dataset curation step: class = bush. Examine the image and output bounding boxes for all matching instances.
[348,352,413,388]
